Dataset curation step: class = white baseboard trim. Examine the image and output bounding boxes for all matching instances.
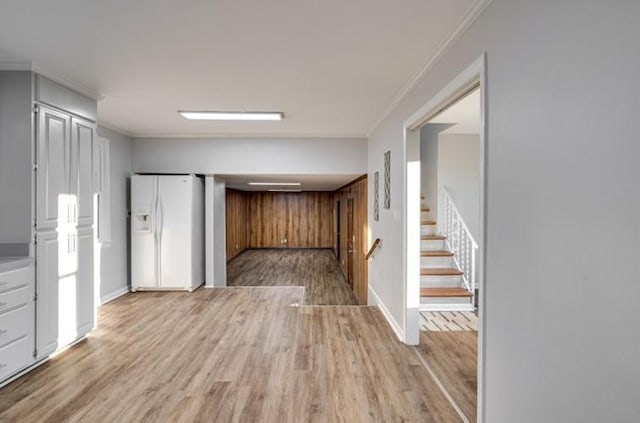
[100,286,130,305]
[368,285,405,342]
[420,304,475,312]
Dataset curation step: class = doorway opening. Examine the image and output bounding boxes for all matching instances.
[207,174,369,306]
[402,55,486,423]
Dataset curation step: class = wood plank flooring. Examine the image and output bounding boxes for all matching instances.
[227,249,357,305]
[0,288,462,422]
[416,330,478,422]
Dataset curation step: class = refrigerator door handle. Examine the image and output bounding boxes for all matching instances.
[158,194,163,285]
[153,177,160,287]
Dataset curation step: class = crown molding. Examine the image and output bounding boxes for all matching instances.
[96,120,137,138]
[366,0,493,137]
[0,60,102,101]
[0,60,32,71]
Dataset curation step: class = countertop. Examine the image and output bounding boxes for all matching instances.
[0,256,33,273]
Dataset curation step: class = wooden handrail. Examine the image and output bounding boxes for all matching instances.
[365,238,381,260]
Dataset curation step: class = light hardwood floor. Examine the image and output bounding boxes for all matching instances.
[417,330,478,422]
[227,249,357,305]
[0,288,462,422]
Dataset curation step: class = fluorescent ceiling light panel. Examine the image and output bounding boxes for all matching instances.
[248,182,301,186]
[268,189,302,192]
[179,111,284,121]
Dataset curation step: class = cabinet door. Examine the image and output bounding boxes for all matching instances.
[36,231,59,359]
[75,227,94,337]
[36,106,71,232]
[71,117,95,228]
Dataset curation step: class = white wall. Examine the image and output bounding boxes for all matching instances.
[438,133,480,240]
[368,1,640,421]
[96,126,133,301]
[205,176,227,288]
[132,137,367,174]
[420,123,452,216]
[212,177,226,286]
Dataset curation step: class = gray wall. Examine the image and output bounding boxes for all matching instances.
[132,137,367,175]
[368,0,640,421]
[97,126,133,301]
[212,177,226,286]
[0,71,32,244]
[438,133,480,240]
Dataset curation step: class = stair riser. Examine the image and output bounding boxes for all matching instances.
[420,296,473,306]
[421,275,463,287]
[420,299,474,312]
[421,211,430,220]
[420,256,453,268]
[421,240,445,250]
[420,226,436,236]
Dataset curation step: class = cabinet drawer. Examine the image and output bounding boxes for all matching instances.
[0,285,31,315]
[0,334,33,381]
[0,266,31,294]
[0,303,33,348]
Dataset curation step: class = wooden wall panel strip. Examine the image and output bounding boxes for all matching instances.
[335,177,369,305]
[225,189,250,261]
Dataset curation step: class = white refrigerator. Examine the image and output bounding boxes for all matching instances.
[131,174,204,291]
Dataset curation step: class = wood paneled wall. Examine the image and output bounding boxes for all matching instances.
[225,183,368,305]
[248,192,334,248]
[226,190,334,258]
[226,189,250,261]
[335,176,369,305]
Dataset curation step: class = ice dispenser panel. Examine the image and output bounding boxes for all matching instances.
[134,206,152,232]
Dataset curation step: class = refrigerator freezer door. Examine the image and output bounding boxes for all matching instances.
[131,175,158,289]
[157,175,193,289]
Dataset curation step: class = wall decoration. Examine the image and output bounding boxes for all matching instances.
[383,150,391,209]
[373,171,379,221]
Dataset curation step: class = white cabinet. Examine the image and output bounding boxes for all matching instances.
[75,227,94,337]
[71,117,95,228]
[0,71,97,385]
[36,106,71,232]
[0,261,35,381]
[35,107,96,357]
[33,90,96,361]
[35,232,58,359]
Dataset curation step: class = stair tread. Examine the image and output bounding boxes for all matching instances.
[420,250,454,257]
[421,220,437,225]
[421,235,446,240]
[420,287,472,298]
[421,268,464,276]
[421,207,430,212]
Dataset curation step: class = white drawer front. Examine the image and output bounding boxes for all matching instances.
[0,335,33,381]
[0,285,31,315]
[0,266,31,294]
[0,303,33,348]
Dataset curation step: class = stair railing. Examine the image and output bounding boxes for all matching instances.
[365,238,382,260]
[439,187,478,295]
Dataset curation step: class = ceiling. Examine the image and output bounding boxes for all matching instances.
[223,174,362,191]
[429,89,480,134]
[0,0,477,138]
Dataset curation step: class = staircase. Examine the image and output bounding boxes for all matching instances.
[419,194,475,311]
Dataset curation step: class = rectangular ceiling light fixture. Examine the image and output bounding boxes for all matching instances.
[179,111,284,121]
[248,182,301,186]
[268,189,302,192]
